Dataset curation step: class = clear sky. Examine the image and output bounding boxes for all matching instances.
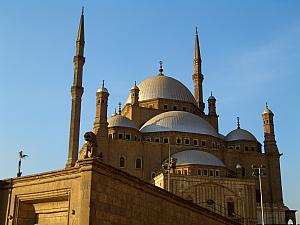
[0,0,299,221]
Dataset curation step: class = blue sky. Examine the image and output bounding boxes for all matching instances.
[0,0,299,220]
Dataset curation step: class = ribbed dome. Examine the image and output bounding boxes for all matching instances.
[140,111,219,138]
[108,115,138,129]
[166,150,225,167]
[125,75,196,105]
[225,128,257,142]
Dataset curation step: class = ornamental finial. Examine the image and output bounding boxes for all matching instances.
[158,60,164,75]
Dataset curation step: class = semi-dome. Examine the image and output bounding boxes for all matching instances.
[125,75,197,105]
[225,128,257,142]
[140,111,219,138]
[166,150,225,167]
[108,115,138,129]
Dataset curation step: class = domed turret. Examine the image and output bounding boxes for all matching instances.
[93,80,109,137]
[130,81,139,106]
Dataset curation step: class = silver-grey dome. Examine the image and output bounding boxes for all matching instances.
[125,75,196,105]
[140,111,219,138]
[225,128,257,142]
[167,150,225,167]
[108,115,138,129]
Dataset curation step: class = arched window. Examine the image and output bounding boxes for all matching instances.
[135,158,142,169]
[119,157,125,168]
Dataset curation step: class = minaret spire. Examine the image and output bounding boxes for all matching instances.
[66,11,86,168]
[192,27,205,113]
[194,27,202,74]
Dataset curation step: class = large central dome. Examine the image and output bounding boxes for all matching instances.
[126,75,197,105]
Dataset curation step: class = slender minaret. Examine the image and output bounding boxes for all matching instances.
[192,27,205,113]
[66,10,85,168]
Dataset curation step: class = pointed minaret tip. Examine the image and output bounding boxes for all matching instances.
[194,27,201,74]
[77,9,85,43]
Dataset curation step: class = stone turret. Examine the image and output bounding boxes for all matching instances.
[93,81,109,138]
[130,81,139,106]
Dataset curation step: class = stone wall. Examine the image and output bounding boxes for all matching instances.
[0,158,240,225]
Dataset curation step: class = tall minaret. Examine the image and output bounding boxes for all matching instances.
[66,10,85,168]
[192,28,205,113]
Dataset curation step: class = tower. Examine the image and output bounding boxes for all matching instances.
[208,92,216,116]
[207,92,219,131]
[66,10,85,168]
[93,81,109,138]
[262,103,278,152]
[262,103,283,210]
[130,81,139,106]
[192,28,205,113]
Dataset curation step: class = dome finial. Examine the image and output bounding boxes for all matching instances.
[114,108,117,116]
[102,80,105,88]
[195,26,198,35]
[134,80,136,86]
[237,117,240,129]
[210,91,213,96]
[118,102,122,115]
[158,60,164,75]
[265,102,268,109]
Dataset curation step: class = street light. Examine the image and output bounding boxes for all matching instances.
[162,144,177,191]
[252,164,266,225]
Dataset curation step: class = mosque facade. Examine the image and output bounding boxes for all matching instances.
[0,12,297,225]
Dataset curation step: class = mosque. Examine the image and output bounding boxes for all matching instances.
[0,11,296,225]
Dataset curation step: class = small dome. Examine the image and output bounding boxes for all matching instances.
[166,150,225,167]
[97,86,108,93]
[97,81,109,93]
[126,75,196,105]
[140,111,219,138]
[225,128,257,142]
[131,82,139,90]
[262,107,273,115]
[208,95,216,101]
[108,115,138,129]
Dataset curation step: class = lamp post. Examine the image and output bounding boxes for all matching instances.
[252,164,265,225]
[162,144,177,191]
